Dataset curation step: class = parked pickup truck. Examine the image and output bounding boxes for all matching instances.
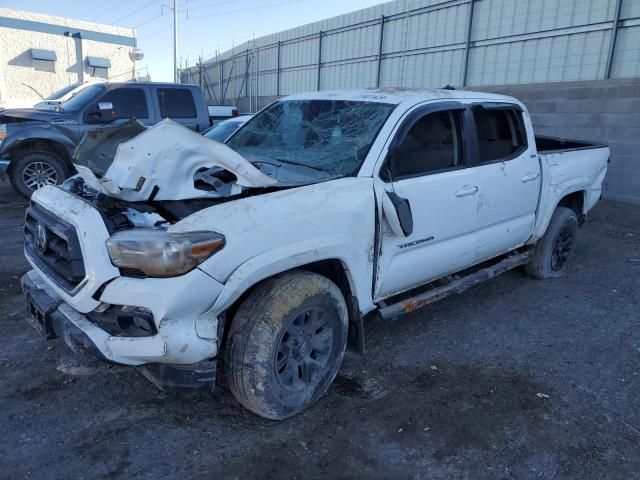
[20,89,609,419]
[0,82,209,198]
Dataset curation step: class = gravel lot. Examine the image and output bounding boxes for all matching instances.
[0,182,638,480]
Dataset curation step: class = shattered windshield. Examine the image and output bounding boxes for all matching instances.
[226,99,395,177]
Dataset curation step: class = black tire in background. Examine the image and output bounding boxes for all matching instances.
[526,206,579,279]
[224,270,348,420]
[9,150,69,199]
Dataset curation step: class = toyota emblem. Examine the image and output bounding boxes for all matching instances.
[36,223,49,253]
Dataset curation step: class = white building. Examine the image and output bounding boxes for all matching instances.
[0,7,137,106]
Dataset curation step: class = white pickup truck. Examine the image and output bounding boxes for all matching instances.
[21,89,609,419]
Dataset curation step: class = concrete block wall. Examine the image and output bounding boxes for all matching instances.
[470,78,640,204]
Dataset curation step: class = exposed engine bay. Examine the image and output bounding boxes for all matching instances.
[62,175,284,233]
[67,118,343,229]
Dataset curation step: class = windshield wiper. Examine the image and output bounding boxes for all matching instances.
[274,158,328,173]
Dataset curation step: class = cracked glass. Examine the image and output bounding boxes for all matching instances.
[227,99,395,177]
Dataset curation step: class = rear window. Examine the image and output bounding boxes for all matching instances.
[473,107,527,163]
[157,88,197,118]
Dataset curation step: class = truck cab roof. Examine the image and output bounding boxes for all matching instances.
[283,88,521,107]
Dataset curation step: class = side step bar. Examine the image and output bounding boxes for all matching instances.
[378,250,533,319]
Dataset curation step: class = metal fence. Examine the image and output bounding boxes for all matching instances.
[181,0,640,111]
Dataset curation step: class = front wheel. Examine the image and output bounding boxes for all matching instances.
[224,271,348,420]
[9,151,69,199]
[526,206,579,279]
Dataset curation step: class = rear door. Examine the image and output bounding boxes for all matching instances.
[153,86,201,131]
[373,101,481,299]
[469,103,540,261]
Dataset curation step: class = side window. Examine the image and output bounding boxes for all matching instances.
[473,107,527,163]
[157,88,196,118]
[101,88,148,119]
[390,110,462,179]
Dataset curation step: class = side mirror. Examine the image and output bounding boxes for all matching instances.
[97,102,114,122]
[382,190,413,237]
[86,102,115,123]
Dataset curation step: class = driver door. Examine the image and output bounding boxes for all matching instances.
[373,102,480,300]
[78,86,152,140]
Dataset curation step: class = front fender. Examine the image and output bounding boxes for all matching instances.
[1,125,77,159]
[210,235,375,316]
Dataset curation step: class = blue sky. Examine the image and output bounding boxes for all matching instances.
[0,0,384,81]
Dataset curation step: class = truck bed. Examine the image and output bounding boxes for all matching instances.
[535,135,606,154]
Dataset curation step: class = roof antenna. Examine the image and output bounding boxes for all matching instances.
[442,84,456,90]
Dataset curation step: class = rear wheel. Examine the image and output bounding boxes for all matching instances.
[526,206,579,279]
[224,271,348,420]
[9,150,69,199]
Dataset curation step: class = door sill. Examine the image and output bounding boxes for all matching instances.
[377,248,533,319]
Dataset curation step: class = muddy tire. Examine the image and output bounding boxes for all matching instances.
[526,206,578,279]
[224,271,348,420]
[9,150,69,199]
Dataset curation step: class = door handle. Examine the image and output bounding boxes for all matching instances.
[455,185,478,197]
[521,172,541,183]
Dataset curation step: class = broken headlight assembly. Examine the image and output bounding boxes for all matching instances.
[106,230,225,277]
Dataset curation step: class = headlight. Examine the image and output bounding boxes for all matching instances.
[106,229,225,277]
[0,124,6,143]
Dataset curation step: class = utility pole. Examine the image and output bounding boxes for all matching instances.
[162,0,184,83]
[173,0,178,82]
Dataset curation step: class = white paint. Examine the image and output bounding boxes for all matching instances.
[25,89,609,367]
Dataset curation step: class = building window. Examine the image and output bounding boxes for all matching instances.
[86,56,111,79]
[30,49,56,73]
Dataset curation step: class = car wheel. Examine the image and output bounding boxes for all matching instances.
[526,206,579,279]
[224,270,348,420]
[9,151,69,199]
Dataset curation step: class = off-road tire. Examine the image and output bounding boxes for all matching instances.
[9,150,69,199]
[526,206,578,279]
[224,270,348,420]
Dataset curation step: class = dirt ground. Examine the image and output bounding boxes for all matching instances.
[0,181,638,480]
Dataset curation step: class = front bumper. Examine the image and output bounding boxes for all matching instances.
[22,268,224,366]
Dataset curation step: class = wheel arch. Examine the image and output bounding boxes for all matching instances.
[557,190,585,224]
[530,187,587,243]
[5,136,74,174]
[216,258,367,354]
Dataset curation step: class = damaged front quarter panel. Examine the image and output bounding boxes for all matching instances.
[74,119,277,202]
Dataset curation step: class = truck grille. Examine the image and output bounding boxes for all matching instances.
[24,203,86,293]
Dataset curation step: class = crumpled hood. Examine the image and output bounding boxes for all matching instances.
[0,107,71,123]
[74,118,278,201]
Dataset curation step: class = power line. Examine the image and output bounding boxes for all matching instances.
[110,0,158,25]
[190,0,304,21]
[89,0,130,22]
[184,0,239,11]
[135,12,165,29]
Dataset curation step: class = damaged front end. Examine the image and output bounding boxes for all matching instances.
[20,120,274,393]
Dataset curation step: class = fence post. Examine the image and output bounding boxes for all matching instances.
[461,0,475,87]
[605,0,623,79]
[376,15,385,88]
[219,60,224,104]
[317,31,323,91]
[276,41,281,97]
